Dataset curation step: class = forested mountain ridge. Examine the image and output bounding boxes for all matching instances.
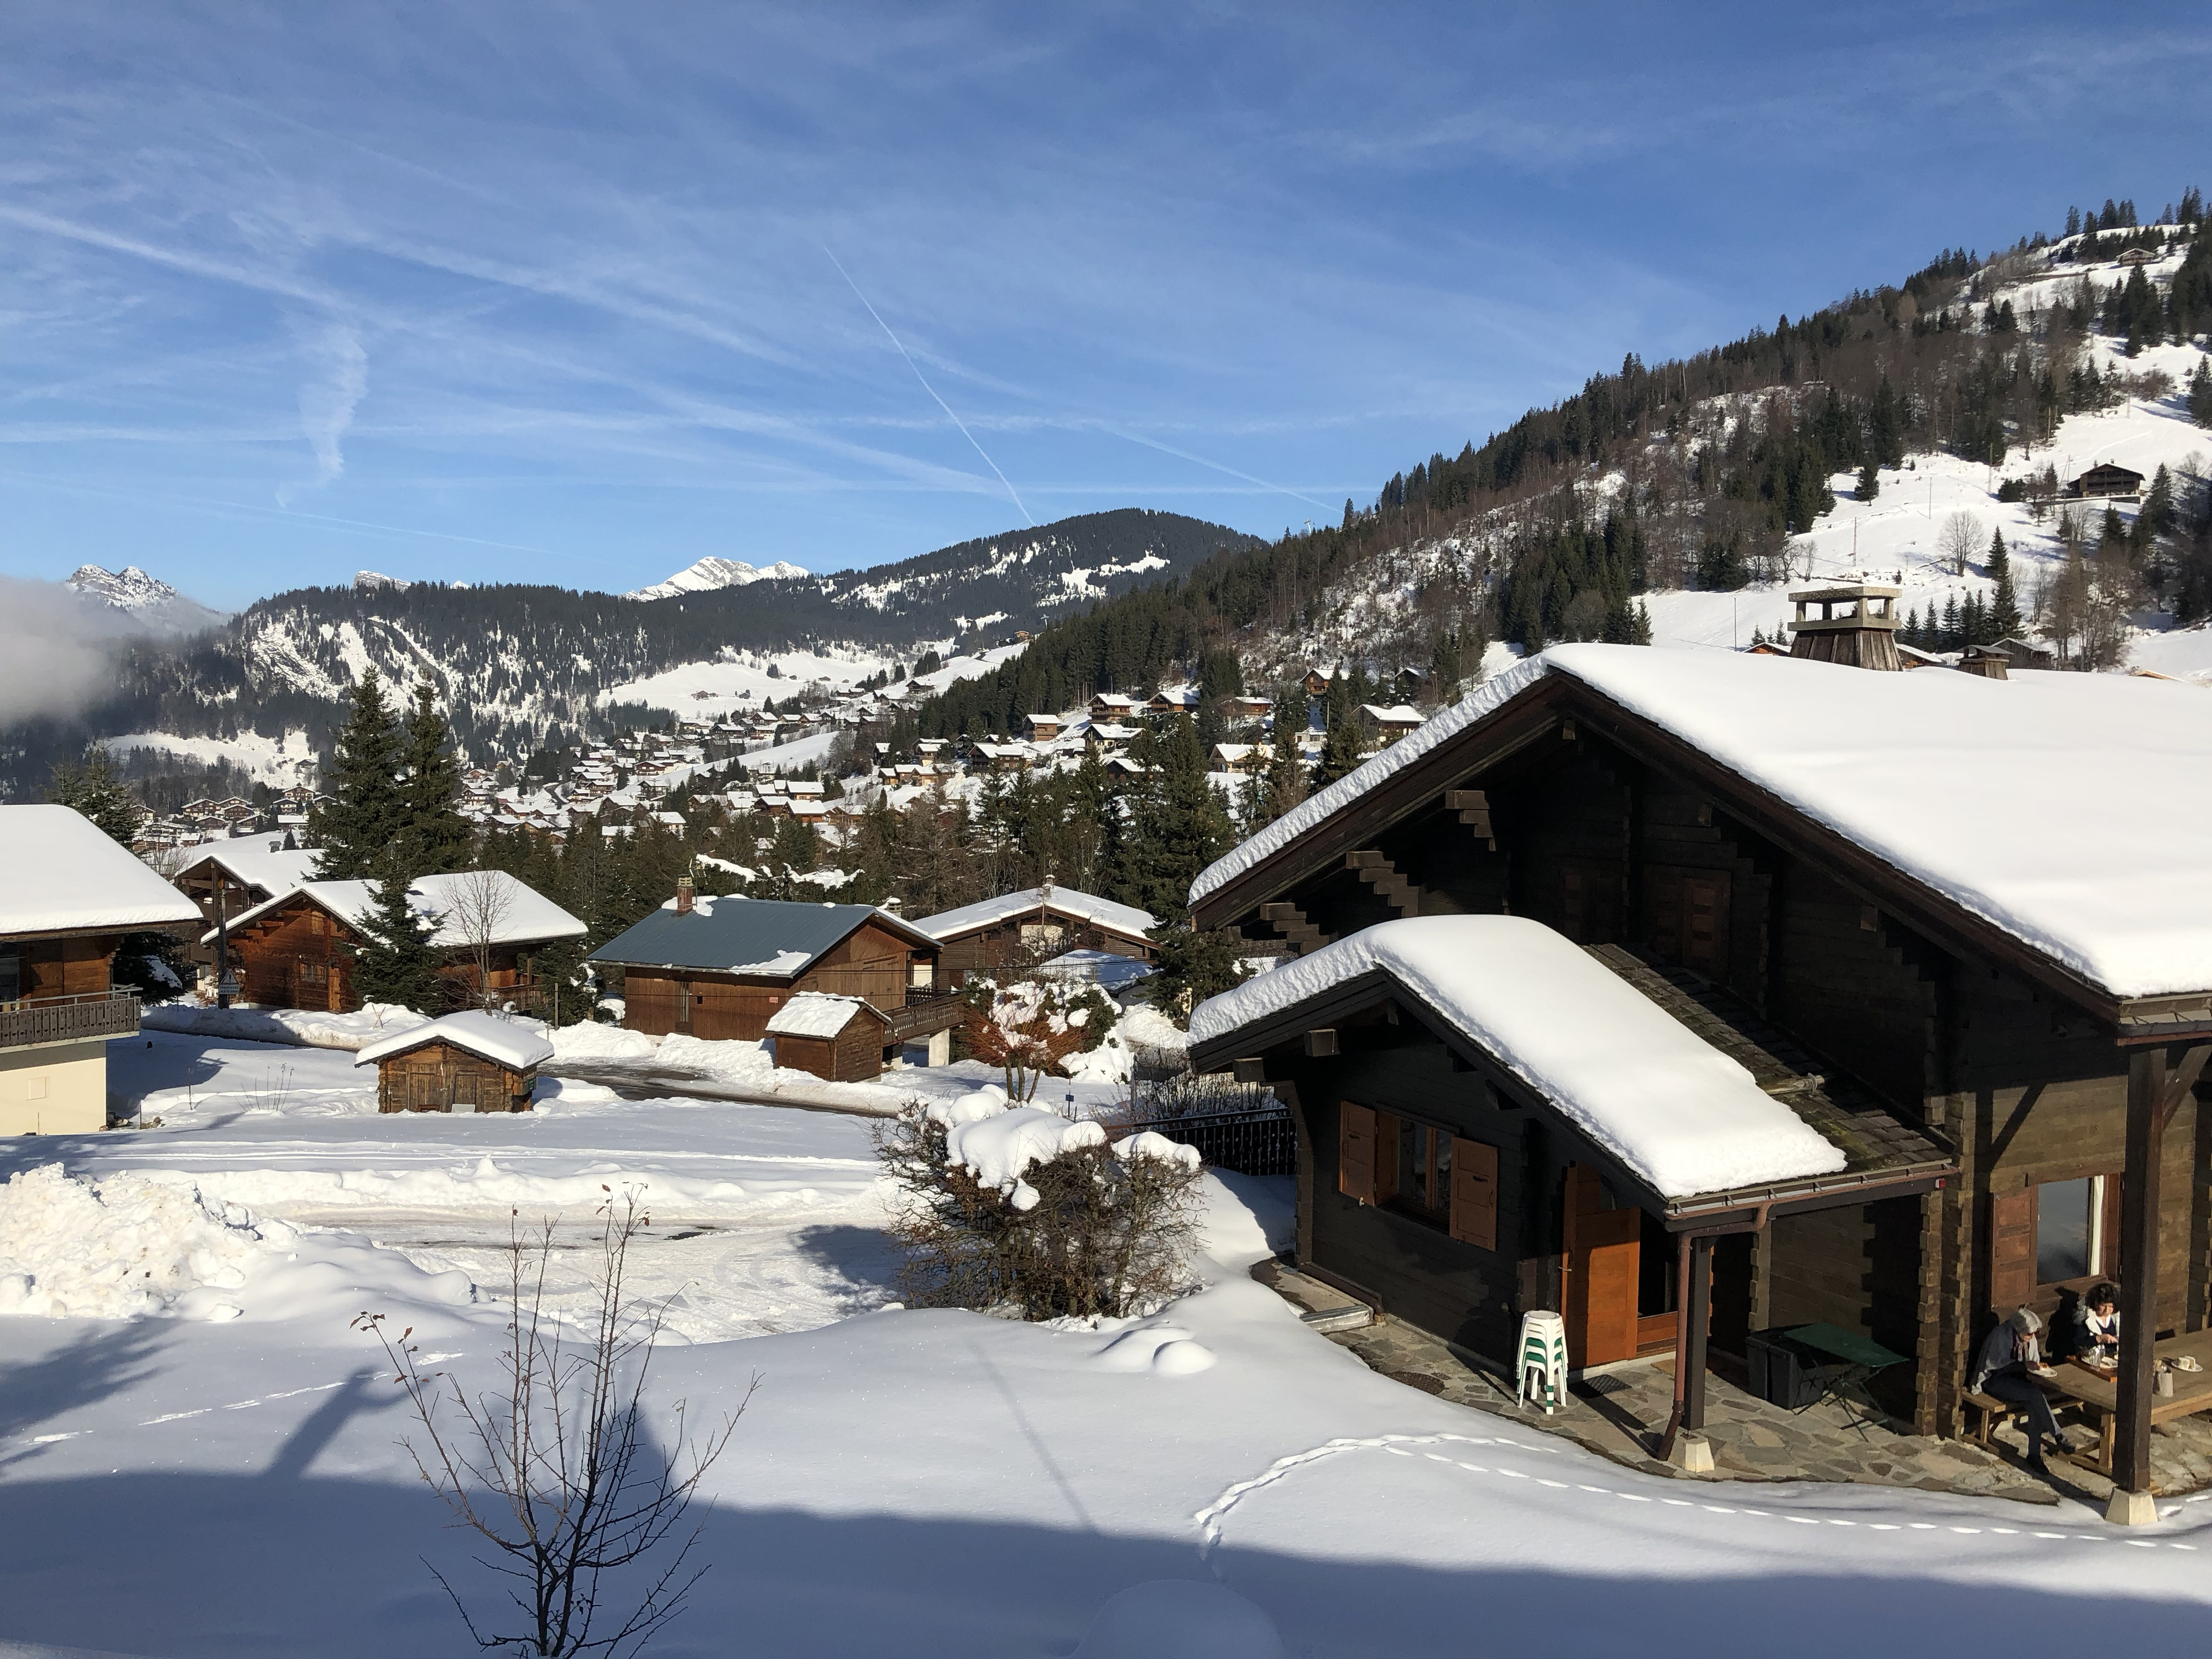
[913,191,2212,740]
[0,508,1253,799]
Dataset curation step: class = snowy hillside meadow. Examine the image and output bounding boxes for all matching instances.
[4,1027,2211,1657]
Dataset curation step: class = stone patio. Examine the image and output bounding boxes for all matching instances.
[1262,1264,2212,1508]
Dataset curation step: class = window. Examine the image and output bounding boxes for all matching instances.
[1990,1173,2117,1310]
[1337,1102,1497,1250]
[2036,1175,2109,1286]
[0,944,18,1004]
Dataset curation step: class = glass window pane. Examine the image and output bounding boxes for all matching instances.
[2037,1177,2092,1284]
[1433,1132,1451,1213]
[1410,1125,1429,1208]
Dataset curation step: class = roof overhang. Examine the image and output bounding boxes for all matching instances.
[1191,961,1955,1226]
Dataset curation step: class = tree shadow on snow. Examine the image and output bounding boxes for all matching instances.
[789,1222,904,1305]
[4,1469,2209,1659]
[0,1320,171,1463]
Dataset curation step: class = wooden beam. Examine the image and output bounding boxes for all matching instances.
[1232,1057,1269,1084]
[2114,1046,2166,1495]
[1686,1234,1714,1431]
[1302,1028,1339,1057]
[2158,1043,2210,1130]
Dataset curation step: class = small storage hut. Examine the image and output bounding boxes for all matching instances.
[354,1010,555,1114]
[765,993,891,1082]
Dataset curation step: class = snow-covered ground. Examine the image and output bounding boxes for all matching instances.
[4,1030,2211,1655]
[101,727,322,789]
[598,639,1028,725]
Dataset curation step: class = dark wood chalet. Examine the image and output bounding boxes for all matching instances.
[208,872,586,1015]
[354,1011,553,1114]
[2073,462,2145,499]
[589,882,961,1076]
[911,885,1157,988]
[1188,643,2212,1521]
[3,805,202,1135]
[169,840,322,972]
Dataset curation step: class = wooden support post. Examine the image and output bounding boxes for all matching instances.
[2114,1046,2165,1501]
[1686,1234,1714,1431]
[1657,1231,1694,1463]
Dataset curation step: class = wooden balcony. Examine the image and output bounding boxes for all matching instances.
[0,989,143,1052]
[882,988,966,1045]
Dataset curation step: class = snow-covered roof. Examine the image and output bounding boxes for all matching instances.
[1192,645,2212,1001]
[765,992,877,1039]
[206,871,587,950]
[1,806,202,936]
[911,886,1157,945]
[1359,703,1422,724]
[353,1010,556,1071]
[588,898,931,975]
[1190,915,1846,1199]
[169,841,322,898]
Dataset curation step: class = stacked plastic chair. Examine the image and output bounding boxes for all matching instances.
[1516,1310,1568,1414]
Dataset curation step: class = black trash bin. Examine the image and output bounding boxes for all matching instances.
[1745,1329,1824,1410]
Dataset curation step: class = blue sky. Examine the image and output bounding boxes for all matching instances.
[3,3,2205,608]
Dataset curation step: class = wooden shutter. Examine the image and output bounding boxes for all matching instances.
[1645,865,1731,979]
[1374,1112,1400,1204]
[1449,1136,1499,1250]
[1338,1103,1377,1204]
[1989,1187,2036,1311]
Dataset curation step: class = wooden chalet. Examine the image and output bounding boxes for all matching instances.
[765,993,893,1082]
[588,882,961,1076]
[354,1010,553,1114]
[1025,712,1063,742]
[2073,462,2145,499]
[1356,703,1423,743]
[2,806,202,1135]
[1188,643,2212,1522]
[207,872,586,1014]
[911,884,1158,988]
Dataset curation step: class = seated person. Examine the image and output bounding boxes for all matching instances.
[2076,1283,2120,1361]
[1971,1306,2060,1473]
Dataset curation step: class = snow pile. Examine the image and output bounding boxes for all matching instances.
[1113,1130,1203,1171]
[0,1164,290,1320]
[765,993,868,1038]
[354,1009,556,1071]
[547,1021,660,1063]
[1190,915,1844,1198]
[143,1000,430,1052]
[1062,1029,1135,1085]
[133,1156,757,1216]
[939,1094,1108,1211]
[657,1032,780,1089]
[926,1084,1013,1128]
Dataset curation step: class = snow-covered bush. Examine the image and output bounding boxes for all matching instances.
[875,1087,1204,1319]
[962,974,1121,1101]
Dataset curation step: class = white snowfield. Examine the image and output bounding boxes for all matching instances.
[353,1009,556,1071]
[1194,644,2212,1001]
[202,870,587,950]
[0,805,203,935]
[2,1026,2210,1655]
[912,885,1160,944]
[1191,915,1845,1197]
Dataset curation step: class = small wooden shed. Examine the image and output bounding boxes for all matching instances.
[354,1010,555,1114]
[765,993,891,1082]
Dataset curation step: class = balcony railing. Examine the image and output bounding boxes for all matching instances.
[0,989,143,1051]
[883,987,966,1042]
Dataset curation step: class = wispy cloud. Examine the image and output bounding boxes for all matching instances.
[288,321,368,493]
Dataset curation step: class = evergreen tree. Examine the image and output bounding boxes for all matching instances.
[1428,630,1463,698]
[1987,529,2022,640]
[311,668,405,879]
[1856,462,1879,501]
[1273,679,1311,752]
[1940,593,1961,651]
[1119,716,1232,922]
[46,743,141,845]
[1313,715,1366,786]
[2191,359,2212,431]
[1902,606,1921,649]
[349,873,445,1012]
[397,682,472,875]
[1144,922,1246,1021]
[1867,375,1906,468]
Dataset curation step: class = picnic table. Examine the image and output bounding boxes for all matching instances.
[2036,1327,2212,1475]
[1783,1322,1911,1428]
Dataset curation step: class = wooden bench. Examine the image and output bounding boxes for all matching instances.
[1964,1390,2028,1448]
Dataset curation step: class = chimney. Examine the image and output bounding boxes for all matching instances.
[675,873,695,914]
[1786,582,1903,671]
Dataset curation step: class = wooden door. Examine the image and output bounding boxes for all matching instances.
[1647,866,1731,979]
[1564,1164,1641,1367]
[1989,1188,2036,1312]
[1557,858,1622,945]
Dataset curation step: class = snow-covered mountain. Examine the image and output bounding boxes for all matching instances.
[64,565,229,636]
[628,556,810,601]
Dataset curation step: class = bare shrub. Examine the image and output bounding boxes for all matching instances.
[1121,1069,1273,1123]
[354,1191,744,1658]
[446,869,517,1010]
[875,1102,1204,1319]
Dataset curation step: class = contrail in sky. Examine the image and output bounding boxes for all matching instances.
[823,246,1033,526]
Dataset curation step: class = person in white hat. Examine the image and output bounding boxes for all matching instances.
[1971,1306,2060,1473]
